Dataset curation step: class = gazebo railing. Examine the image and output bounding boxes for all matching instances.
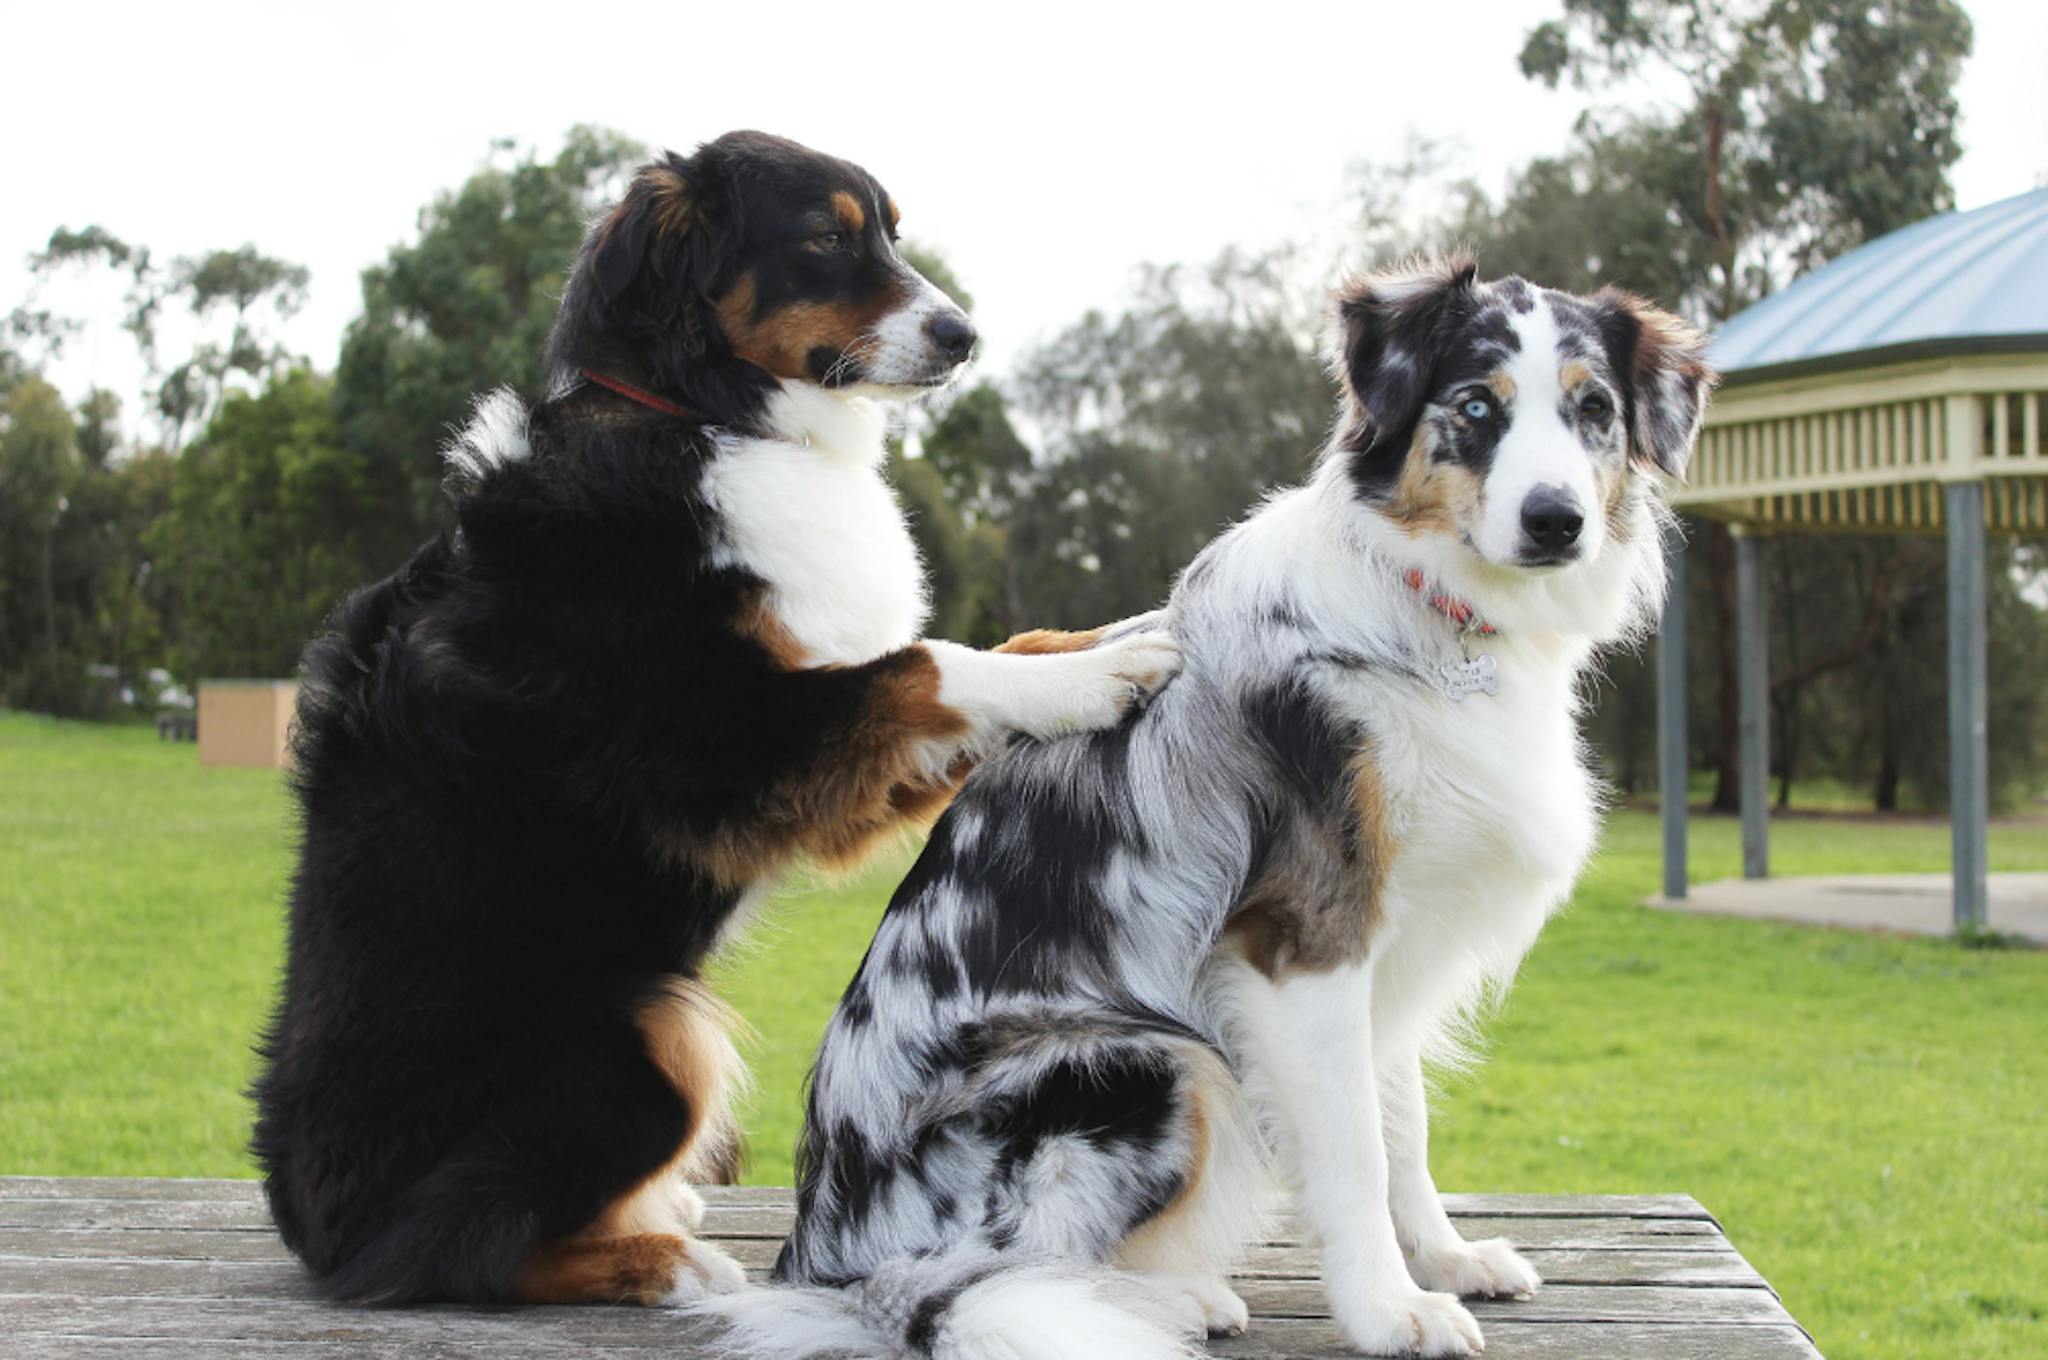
[1678,356,2048,532]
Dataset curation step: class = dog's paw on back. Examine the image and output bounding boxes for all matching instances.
[1409,1237,1541,1300]
[1029,630,1182,737]
[1333,1285,1485,1357]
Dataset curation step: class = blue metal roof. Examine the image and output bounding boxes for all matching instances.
[1710,187,2048,380]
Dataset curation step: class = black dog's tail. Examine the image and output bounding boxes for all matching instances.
[686,1248,1200,1360]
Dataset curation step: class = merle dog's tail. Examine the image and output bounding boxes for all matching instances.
[687,1248,1200,1360]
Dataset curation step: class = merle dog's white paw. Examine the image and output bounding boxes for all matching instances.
[1335,1285,1485,1357]
[1146,1272,1250,1338]
[1189,1277,1251,1337]
[1408,1237,1541,1300]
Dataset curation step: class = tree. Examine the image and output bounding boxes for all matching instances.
[149,368,384,680]
[1006,248,1333,630]
[0,377,79,707]
[1518,0,1972,320]
[1495,0,1976,810]
[331,126,644,555]
[24,229,310,449]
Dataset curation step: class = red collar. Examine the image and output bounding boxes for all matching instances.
[1403,569,1497,636]
[579,369,698,420]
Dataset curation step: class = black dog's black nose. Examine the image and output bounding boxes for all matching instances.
[1521,486,1585,552]
[928,312,977,362]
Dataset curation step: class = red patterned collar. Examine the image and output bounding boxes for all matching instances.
[1403,569,1497,637]
[579,369,698,420]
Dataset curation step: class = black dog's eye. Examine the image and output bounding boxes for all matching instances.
[1579,390,1612,418]
[817,231,847,250]
[1460,394,1496,422]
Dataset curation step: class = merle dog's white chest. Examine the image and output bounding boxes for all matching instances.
[703,401,927,668]
[1346,664,1598,935]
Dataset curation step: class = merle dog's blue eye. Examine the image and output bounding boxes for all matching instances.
[1461,396,1494,421]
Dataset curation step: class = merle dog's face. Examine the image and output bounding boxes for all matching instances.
[583,131,975,394]
[1335,259,1713,571]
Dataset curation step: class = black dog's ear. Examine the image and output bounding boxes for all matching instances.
[1594,289,1716,478]
[1332,253,1479,453]
[589,157,698,304]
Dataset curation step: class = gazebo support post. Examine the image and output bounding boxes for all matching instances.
[1735,529,1769,880]
[1657,523,1688,900]
[1945,479,1990,932]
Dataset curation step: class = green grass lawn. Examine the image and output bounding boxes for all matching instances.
[2,709,2043,1359]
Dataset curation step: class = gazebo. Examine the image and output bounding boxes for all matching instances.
[1656,187,2048,932]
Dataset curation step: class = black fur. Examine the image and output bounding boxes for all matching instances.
[251,131,967,1305]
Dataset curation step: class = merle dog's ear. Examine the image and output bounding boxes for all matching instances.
[1594,289,1717,478]
[1332,253,1479,453]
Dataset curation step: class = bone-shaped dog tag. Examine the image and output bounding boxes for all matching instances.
[1438,653,1498,701]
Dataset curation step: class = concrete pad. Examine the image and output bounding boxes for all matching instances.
[1649,873,2048,944]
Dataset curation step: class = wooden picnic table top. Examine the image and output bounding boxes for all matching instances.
[0,1177,1820,1358]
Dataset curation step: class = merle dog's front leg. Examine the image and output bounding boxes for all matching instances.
[1233,962,1484,1358]
[1382,1049,1541,1301]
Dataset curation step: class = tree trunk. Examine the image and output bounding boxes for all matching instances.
[1775,692,1796,811]
[1708,522,1741,812]
[1874,750,1900,812]
[39,523,59,668]
[1703,97,1742,322]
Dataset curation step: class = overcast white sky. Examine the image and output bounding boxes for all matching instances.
[6,0,2045,414]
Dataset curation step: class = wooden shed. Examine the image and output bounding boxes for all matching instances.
[196,680,298,770]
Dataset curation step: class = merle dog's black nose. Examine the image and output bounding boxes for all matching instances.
[1521,486,1585,553]
[928,312,977,363]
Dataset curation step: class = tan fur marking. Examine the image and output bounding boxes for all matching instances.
[1560,359,1592,392]
[717,272,910,380]
[886,196,901,230]
[635,979,746,1185]
[656,644,970,885]
[992,626,1106,656]
[1486,371,1516,403]
[1115,1086,1210,1255]
[1384,427,1481,540]
[830,190,866,234]
[733,590,810,670]
[1599,463,1633,544]
[513,1233,691,1305]
[643,166,696,236]
[1221,746,1395,982]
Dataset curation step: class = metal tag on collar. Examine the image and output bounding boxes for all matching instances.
[1439,651,1498,701]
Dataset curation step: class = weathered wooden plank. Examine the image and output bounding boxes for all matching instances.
[0,1179,1715,1222]
[0,1199,274,1232]
[8,1341,677,1359]
[0,1295,720,1348]
[0,1242,1769,1300]
[0,1294,1816,1357]
[0,1198,1729,1251]
[0,1180,1810,1359]
[0,1178,264,1203]
[1253,1216,1726,1250]
[0,1216,1726,1269]
[0,1229,297,1263]
[1234,1245,1767,1290]
[1210,1319,1822,1359]
[0,1322,1823,1360]
[1234,1280,1791,1327]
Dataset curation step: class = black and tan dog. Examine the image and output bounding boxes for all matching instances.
[250,131,1177,1308]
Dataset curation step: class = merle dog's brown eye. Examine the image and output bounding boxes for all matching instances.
[1579,391,1612,417]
